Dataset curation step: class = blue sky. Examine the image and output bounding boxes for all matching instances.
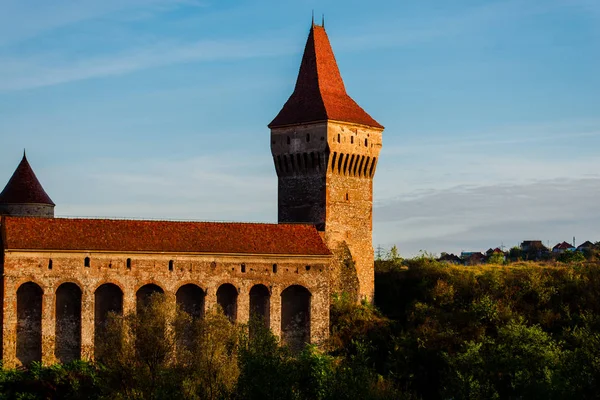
[0,0,599,256]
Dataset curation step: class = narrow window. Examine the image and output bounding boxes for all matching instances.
[337,134,340,142]
[351,136,354,144]
[345,193,349,201]
[273,264,278,273]
[369,157,377,177]
[169,260,174,271]
[365,138,368,147]
[211,261,217,269]
[126,258,132,269]
[48,259,53,270]
[306,133,310,142]
[241,263,246,273]
[287,136,290,144]
[305,265,311,271]
[84,257,90,268]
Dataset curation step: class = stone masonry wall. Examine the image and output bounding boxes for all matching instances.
[271,121,382,301]
[1,250,330,367]
[0,204,54,218]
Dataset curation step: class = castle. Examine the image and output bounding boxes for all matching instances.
[0,22,383,367]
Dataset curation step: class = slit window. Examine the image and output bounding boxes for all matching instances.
[127,258,132,269]
[241,263,246,273]
[84,257,90,268]
[337,134,341,142]
[273,264,278,273]
[365,138,368,146]
[287,136,290,144]
[169,260,174,271]
[345,193,349,201]
[48,259,53,270]
[306,133,310,142]
[351,136,354,144]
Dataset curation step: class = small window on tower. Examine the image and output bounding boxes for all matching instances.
[169,260,174,271]
[241,263,246,273]
[365,138,368,147]
[345,193,349,201]
[127,258,132,269]
[337,134,341,142]
[273,264,278,273]
[351,136,354,144]
[84,257,90,268]
[306,133,310,142]
[48,259,53,270]
[287,136,291,144]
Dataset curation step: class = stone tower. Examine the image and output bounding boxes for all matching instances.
[269,23,384,301]
[0,152,55,217]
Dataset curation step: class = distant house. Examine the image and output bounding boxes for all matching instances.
[553,242,576,253]
[461,252,486,265]
[576,241,595,251]
[438,253,462,264]
[521,240,544,252]
[521,240,550,260]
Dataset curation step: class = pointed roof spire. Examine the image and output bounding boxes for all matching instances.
[0,153,55,205]
[269,24,383,129]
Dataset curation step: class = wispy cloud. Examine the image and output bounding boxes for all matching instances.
[374,177,600,256]
[0,36,295,91]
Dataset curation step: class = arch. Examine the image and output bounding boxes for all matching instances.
[94,283,123,358]
[216,283,238,322]
[176,284,205,319]
[281,285,311,351]
[16,282,43,365]
[55,282,82,363]
[136,284,164,313]
[249,284,270,333]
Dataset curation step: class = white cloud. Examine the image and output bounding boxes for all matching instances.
[374,178,600,256]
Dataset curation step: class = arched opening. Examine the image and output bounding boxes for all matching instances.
[94,283,123,358]
[176,284,205,319]
[16,282,43,365]
[55,282,82,363]
[249,285,270,334]
[216,284,238,322]
[136,284,164,313]
[84,257,90,267]
[281,285,311,351]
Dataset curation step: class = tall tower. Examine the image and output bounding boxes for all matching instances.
[0,152,55,218]
[269,23,384,301]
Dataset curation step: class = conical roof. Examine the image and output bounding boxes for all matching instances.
[0,153,55,205]
[269,24,383,129]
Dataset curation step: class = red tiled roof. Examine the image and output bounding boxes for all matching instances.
[553,241,574,250]
[269,24,383,129]
[0,154,54,205]
[1,217,331,256]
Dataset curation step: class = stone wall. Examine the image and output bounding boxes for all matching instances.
[0,204,54,218]
[1,250,330,367]
[271,121,383,301]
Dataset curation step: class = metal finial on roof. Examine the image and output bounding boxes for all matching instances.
[23,148,26,159]
[322,14,325,28]
[312,10,314,26]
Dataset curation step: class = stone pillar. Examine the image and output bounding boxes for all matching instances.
[269,285,282,339]
[2,279,17,367]
[122,285,136,315]
[204,283,217,313]
[80,288,94,360]
[237,283,250,324]
[310,284,329,345]
[41,290,56,365]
